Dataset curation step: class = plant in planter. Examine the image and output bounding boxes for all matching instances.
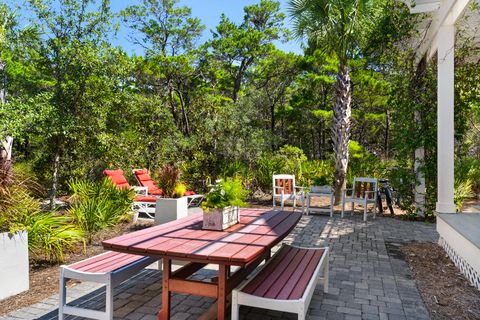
[154,164,191,225]
[201,178,247,230]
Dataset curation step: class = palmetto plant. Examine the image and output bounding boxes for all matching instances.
[19,212,85,263]
[67,178,134,240]
[288,0,381,203]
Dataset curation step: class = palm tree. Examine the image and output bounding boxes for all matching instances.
[288,0,380,203]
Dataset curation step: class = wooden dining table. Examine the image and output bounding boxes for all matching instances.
[102,208,301,320]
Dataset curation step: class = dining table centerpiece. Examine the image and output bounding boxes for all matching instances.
[201,178,247,230]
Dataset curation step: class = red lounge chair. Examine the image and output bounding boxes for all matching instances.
[132,169,165,196]
[133,168,203,207]
[104,169,156,218]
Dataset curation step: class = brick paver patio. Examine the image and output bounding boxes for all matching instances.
[1,213,438,320]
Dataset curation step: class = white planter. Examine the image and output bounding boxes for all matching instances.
[203,206,239,231]
[0,231,29,300]
[155,197,188,225]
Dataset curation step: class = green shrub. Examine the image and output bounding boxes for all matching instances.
[13,212,85,263]
[67,178,134,238]
[0,164,43,233]
[454,178,474,212]
[254,152,285,191]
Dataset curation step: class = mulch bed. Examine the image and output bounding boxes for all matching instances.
[0,220,153,317]
[401,242,480,320]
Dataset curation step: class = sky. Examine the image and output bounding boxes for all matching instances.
[108,0,304,56]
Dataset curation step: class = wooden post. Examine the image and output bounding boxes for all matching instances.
[217,265,228,320]
[159,258,172,320]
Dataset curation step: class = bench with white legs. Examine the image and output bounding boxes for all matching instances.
[59,251,156,320]
[232,244,329,320]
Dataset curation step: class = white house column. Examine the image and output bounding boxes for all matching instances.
[436,24,456,213]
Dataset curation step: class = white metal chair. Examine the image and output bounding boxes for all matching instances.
[341,177,378,221]
[272,174,305,213]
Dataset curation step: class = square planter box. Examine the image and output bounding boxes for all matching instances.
[203,206,239,231]
[0,231,29,300]
[155,197,188,225]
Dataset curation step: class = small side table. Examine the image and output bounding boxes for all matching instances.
[307,187,334,217]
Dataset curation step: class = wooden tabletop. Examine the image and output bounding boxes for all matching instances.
[102,208,301,267]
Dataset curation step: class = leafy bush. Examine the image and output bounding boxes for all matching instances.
[0,164,43,233]
[299,160,334,187]
[347,140,382,183]
[14,212,85,263]
[454,178,474,212]
[0,165,84,263]
[202,178,247,211]
[254,152,285,191]
[67,178,134,238]
[254,145,311,191]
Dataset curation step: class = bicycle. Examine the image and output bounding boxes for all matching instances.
[377,178,395,215]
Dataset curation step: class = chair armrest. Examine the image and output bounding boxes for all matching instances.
[294,186,305,195]
[133,186,148,195]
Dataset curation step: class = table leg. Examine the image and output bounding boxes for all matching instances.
[159,258,172,320]
[217,265,228,320]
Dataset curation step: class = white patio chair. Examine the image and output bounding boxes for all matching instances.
[272,174,305,213]
[342,177,378,221]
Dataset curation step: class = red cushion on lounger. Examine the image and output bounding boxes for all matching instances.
[184,190,196,196]
[133,169,165,196]
[104,169,131,189]
[134,196,157,203]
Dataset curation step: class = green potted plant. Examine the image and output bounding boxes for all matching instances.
[201,178,247,230]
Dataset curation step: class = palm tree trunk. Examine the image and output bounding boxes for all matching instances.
[332,60,352,204]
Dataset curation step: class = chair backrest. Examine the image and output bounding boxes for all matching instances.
[352,177,378,200]
[104,169,130,189]
[272,174,296,196]
[133,169,164,196]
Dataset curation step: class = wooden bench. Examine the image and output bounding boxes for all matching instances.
[59,251,156,320]
[231,244,329,320]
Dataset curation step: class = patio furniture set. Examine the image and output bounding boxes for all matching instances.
[273,174,380,222]
[58,173,381,320]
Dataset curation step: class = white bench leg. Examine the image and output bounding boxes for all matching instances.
[231,290,239,320]
[341,196,345,218]
[324,252,329,293]
[351,202,354,216]
[363,203,367,221]
[59,268,66,320]
[297,305,306,320]
[106,280,114,320]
